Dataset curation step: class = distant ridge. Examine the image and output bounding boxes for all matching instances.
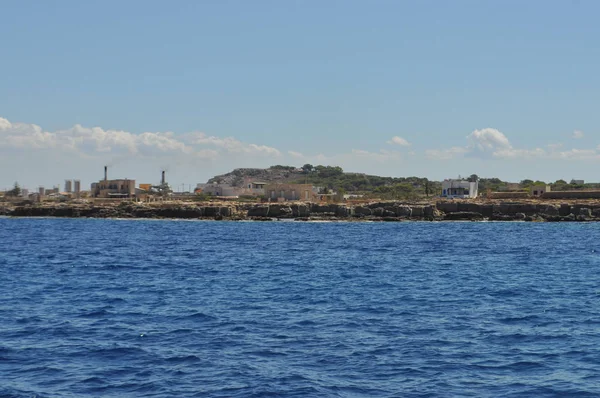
[207,165,439,199]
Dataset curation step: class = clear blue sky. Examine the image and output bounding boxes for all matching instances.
[1,0,599,189]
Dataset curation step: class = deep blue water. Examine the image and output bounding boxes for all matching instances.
[2,219,600,397]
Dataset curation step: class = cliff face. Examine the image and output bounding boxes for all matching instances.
[3,200,600,222]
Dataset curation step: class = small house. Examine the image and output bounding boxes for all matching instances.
[530,185,551,197]
[441,179,478,199]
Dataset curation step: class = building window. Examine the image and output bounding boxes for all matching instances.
[291,190,296,200]
[443,189,446,196]
[280,190,285,198]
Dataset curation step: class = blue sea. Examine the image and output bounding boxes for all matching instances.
[2,218,600,397]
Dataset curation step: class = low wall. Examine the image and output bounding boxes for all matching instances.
[542,191,600,199]
[488,192,529,199]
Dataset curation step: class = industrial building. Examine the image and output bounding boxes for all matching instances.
[91,166,135,198]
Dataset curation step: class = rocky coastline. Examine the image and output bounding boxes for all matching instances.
[2,200,600,222]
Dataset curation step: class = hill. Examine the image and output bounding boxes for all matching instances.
[208,165,442,200]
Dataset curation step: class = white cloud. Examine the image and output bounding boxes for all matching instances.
[349,149,402,162]
[0,117,12,130]
[492,148,546,159]
[425,146,469,160]
[551,148,598,160]
[288,150,304,159]
[187,132,281,156]
[138,131,192,154]
[467,128,511,151]
[572,130,584,139]
[247,144,281,157]
[0,117,281,159]
[387,136,411,146]
[547,143,564,151]
[428,127,600,162]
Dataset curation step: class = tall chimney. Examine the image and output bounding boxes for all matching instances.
[104,166,108,181]
[161,170,165,185]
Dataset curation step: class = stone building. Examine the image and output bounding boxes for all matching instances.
[530,184,551,197]
[91,166,135,198]
[264,183,316,201]
[92,179,135,198]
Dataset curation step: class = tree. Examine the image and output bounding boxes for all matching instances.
[468,174,479,182]
[519,179,534,187]
[6,182,21,197]
[314,165,343,178]
[554,179,567,185]
[301,164,314,174]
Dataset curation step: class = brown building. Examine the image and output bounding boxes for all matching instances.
[264,183,316,201]
[92,179,136,198]
[91,166,135,198]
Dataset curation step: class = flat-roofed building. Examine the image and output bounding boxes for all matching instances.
[441,179,478,199]
[91,166,135,198]
[265,183,316,201]
[92,179,135,198]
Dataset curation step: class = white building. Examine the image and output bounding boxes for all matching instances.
[441,179,478,199]
[197,183,243,197]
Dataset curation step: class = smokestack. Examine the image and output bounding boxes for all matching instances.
[104,166,108,181]
[161,170,165,185]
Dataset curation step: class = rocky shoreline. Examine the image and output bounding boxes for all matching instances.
[2,200,600,222]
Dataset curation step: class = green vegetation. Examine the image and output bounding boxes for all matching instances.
[476,177,600,193]
[292,165,440,200]
[192,192,211,201]
[209,165,600,200]
[5,182,21,197]
[269,165,296,171]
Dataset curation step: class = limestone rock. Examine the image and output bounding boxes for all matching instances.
[395,206,412,217]
[248,206,269,217]
[372,207,385,217]
[354,206,372,216]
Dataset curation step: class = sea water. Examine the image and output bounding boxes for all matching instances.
[2,218,600,397]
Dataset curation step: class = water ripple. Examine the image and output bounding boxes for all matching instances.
[1,219,600,397]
